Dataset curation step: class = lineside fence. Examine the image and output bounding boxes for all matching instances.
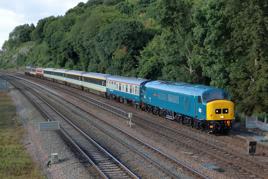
[243,114,268,131]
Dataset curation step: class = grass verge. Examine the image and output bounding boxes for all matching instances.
[0,92,44,179]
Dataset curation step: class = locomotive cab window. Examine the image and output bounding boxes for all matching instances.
[198,96,202,103]
[223,108,228,114]
[215,109,221,114]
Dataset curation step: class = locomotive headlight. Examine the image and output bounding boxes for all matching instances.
[215,109,221,114]
[223,108,228,114]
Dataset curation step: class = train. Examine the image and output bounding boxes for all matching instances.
[25,66,234,133]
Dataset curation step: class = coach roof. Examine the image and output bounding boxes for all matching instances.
[107,76,148,85]
[82,72,110,80]
[43,68,67,73]
[65,70,84,76]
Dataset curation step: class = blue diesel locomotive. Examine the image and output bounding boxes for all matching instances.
[140,81,234,133]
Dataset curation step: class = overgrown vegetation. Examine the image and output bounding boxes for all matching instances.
[0,92,44,179]
[0,0,267,115]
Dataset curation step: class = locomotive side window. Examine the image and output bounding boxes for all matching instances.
[215,109,221,114]
[168,94,179,104]
[223,108,228,114]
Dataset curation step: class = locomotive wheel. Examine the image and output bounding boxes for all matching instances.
[191,119,194,128]
[160,110,167,118]
[141,105,146,111]
[146,106,152,113]
[152,108,159,115]
[175,115,182,123]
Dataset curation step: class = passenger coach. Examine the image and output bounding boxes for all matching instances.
[81,72,109,95]
[43,68,66,82]
[106,76,149,104]
[64,70,84,87]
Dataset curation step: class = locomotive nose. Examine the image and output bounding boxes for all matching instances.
[206,100,234,121]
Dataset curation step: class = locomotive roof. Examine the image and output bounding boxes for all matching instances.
[107,76,148,85]
[82,72,110,80]
[145,80,224,96]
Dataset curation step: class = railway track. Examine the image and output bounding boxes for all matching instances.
[16,74,268,179]
[6,74,209,178]
[7,77,139,179]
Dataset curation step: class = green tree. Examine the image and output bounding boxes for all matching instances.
[4,24,35,49]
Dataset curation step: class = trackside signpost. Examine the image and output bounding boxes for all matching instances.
[39,121,60,166]
[127,113,134,128]
[0,78,9,92]
[39,121,60,131]
[248,141,257,155]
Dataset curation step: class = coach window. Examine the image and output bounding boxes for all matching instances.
[130,85,132,93]
[135,86,138,95]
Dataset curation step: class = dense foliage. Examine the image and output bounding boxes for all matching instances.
[0,0,267,115]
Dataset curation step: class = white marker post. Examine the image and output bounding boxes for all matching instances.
[127,113,134,128]
[39,121,60,165]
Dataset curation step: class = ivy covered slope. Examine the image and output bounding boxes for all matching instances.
[0,0,267,116]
